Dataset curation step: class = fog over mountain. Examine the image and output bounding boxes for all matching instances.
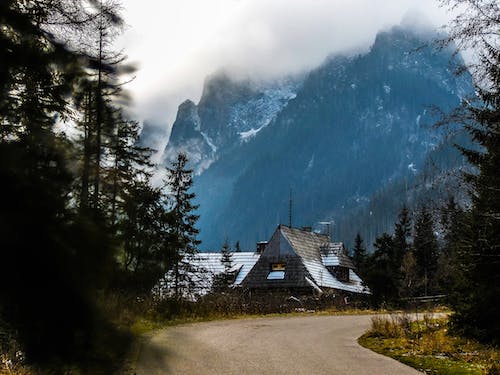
[165,23,473,251]
[119,1,452,138]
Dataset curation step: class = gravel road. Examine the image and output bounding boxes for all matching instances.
[135,314,421,375]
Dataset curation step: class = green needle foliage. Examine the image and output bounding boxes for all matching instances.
[0,1,201,370]
[438,0,500,344]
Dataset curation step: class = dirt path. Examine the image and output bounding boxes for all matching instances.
[135,314,421,375]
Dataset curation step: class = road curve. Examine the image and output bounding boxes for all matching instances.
[135,314,421,375]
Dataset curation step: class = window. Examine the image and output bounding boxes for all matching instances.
[267,263,286,280]
[267,271,285,280]
[271,263,286,271]
[327,266,349,282]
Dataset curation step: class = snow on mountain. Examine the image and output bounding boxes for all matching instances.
[190,24,474,250]
[159,23,474,251]
[164,74,302,174]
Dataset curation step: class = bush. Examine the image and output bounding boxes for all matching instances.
[370,314,412,338]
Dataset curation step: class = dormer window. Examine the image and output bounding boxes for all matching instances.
[267,263,286,280]
[327,266,349,282]
[271,263,286,271]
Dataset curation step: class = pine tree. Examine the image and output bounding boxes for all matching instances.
[439,0,500,343]
[103,115,153,226]
[352,233,367,276]
[364,233,398,306]
[119,178,174,294]
[391,206,413,298]
[393,206,412,266]
[436,196,464,293]
[0,0,120,362]
[221,239,233,274]
[73,0,134,215]
[165,153,201,298]
[234,240,242,253]
[413,206,439,296]
[213,238,235,292]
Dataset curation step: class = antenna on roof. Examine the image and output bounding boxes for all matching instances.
[318,221,333,242]
[289,188,293,228]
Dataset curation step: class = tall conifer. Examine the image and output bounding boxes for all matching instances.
[439,0,500,343]
[166,153,201,298]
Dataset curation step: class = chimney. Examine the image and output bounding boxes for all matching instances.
[301,226,312,232]
[256,241,268,254]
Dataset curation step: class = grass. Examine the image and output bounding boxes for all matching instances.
[0,293,449,375]
[358,314,500,375]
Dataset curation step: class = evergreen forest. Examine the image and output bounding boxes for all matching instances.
[0,1,200,372]
[0,0,498,372]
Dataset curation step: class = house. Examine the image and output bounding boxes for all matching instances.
[160,225,368,298]
[241,225,369,295]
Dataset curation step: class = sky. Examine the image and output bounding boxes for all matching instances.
[117,0,452,133]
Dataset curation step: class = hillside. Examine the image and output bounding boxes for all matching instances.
[164,24,473,250]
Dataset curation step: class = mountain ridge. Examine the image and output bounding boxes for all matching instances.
[163,24,473,251]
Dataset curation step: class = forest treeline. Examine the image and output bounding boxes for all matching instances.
[352,201,466,305]
[353,0,500,345]
[0,0,498,372]
[0,0,200,372]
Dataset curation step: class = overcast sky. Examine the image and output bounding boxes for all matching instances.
[117,0,452,130]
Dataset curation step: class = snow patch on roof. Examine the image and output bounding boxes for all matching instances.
[161,252,261,299]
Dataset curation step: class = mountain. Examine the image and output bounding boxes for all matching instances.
[164,24,473,251]
[164,73,301,175]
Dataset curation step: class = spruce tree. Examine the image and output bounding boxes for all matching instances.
[165,153,201,298]
[352,233,367,276]
[119,178,174,294]
[436,196,464,293]
[213,238,235,292]
[393,206,412,266]
[221,239,233,274]
[439,0,500,343]
[392,207,413,297]
[413,206,439,296]
[234,240,242,253]
[364,233,398,306]
[0,0,120,363]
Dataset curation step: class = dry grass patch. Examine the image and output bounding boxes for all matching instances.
[359,314,500,374]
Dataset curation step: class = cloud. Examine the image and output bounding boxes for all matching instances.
[118,0,451,132]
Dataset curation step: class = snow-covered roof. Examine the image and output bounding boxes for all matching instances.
[160,252,261,298]
[279,226,369,294]
[198,252,261,285]
[320,243,355,269]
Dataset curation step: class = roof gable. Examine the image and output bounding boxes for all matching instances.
[261,228,296,258]
[279,226,329,262]
[241,227,313,289]
[279,226,367,294]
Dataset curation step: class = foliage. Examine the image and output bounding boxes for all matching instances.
[212,239,237,292]
[361,205,442,306]
[438,0,500,344]
[360,315,500,375]
[364,233,399,306]
[413,205,440,296]
[393,206,412,268]
[164,153,201,299]
[0,1,201,371]
[352,233,367,276]
[117,179,175,294]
